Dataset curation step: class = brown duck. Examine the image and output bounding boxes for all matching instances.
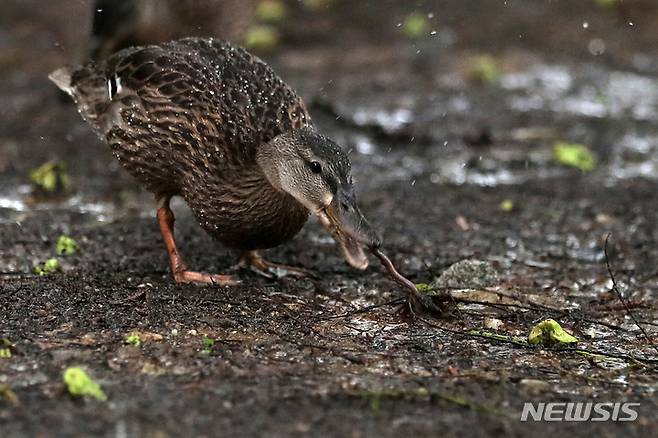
[51,37,381,284]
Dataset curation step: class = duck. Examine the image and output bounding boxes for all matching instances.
[50,37,381,284]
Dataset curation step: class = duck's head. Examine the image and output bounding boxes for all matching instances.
[257,127,381,270]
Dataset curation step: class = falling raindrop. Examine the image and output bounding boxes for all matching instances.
[588,38,606,56]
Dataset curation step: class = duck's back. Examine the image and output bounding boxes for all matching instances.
[53,38,311,196]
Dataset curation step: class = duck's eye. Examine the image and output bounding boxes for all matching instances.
[309,161,322,174]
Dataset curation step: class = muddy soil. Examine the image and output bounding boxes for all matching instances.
[1,1,658,437]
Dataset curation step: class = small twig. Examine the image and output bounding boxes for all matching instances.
[416,316,658,365]
[604,234,658,356]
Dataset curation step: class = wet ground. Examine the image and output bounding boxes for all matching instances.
[1,1,658,436]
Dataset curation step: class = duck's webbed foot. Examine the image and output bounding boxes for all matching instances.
[157,197,239,286]
[239,250,308,279]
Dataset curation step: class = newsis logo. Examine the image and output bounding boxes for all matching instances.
[520,402,640,422]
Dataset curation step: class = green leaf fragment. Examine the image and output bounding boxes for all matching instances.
[528,319,578,345]
[594,0,618,9]
[0,339,15,361]
[56,235,78,256]
[124,332,142,347]
[63,367,107,401]
[469,55,501,84]
[256,0,287,23]
[402,13,429,39]
[244,25,279,52]
[34,258,61,275]
[29,161,69,193]
[553,142,596,171]
[500,199,514,212]
[200,336,216,355]
[0,384,20,407]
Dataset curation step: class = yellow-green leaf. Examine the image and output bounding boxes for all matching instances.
[528,319,578,345]
[553,142,596,171]
[469,55,501,85]
[56,235,78,256]
[63,367,107,401]
[29,161,69,193]
[415,283,433,293]
[594,0,618,9]
[123,332,142,347]
[402,13,429,40]
[34,258,61,276]
[500,199,514,212]
[256,0,287,23]
[244,25,279,52]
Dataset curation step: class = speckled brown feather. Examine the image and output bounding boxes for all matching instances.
[62,38,311,250]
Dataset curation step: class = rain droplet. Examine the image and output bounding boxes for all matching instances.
[588,38,606,56]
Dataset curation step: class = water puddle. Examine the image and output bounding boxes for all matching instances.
[0,184,150,224]
[339,62,658,188]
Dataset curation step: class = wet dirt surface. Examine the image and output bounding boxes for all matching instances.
[1,1,658,436]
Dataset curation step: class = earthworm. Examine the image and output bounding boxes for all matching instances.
[371,247,440,314]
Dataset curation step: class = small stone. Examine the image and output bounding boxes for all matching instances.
[484,317,503,330]
[519,379,551,395]
[432,259,499,289]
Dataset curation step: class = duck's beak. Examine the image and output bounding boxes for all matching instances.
[317,187,381,270]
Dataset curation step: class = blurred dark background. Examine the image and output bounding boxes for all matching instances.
[3,0,658,201]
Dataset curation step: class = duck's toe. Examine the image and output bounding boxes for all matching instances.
[173,270,241,286]
[238,251,310,279]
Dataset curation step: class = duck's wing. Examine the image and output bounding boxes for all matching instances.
[51,38,311,163]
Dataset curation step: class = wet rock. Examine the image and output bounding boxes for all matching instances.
[431,259,499,289]
[519,379,552,396]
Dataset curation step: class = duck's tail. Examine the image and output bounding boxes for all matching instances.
[49,67,75,96]
[49,64,109,135]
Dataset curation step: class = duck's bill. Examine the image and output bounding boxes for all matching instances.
[317,195,381,270]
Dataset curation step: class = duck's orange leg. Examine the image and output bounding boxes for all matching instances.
[157,197,239,285]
